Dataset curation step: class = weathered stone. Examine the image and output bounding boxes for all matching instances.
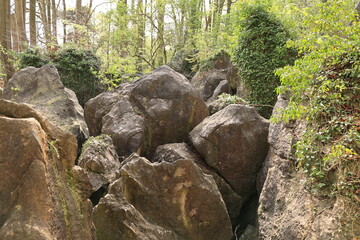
[257,94,345,240]
[85,65,209,158]
[191,51,241,101]
[190,104,269,196]
[93,154,233,240]
[192,69,227,100]
[3,65,89,146]
[78,134,120,192]
[0,99,94,240]
[207,80,231,102]
[152,143,243,226]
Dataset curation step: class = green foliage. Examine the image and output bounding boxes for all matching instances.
[273,1,360,236]
[52,48,102,106]
[233,4,296,118]
[17,47,49,69]
[17,46,103,106]
[216,93,248,105]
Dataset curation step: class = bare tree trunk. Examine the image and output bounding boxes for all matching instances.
[15,0,28,50]
[136,0,145,71]
[75,0,82,43]
[38,0,51,44]
[30,0,37,45]
[157,0,166,65]
[63,0,67,43]
[0,0,15,84]
[51,0,58,44]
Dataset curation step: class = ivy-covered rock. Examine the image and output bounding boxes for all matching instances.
[233,4,296,118]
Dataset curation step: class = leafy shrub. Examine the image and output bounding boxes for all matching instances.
[17,47,49,69]
[17,47,102,106]
[233,4,296,118]
[274,1,360,236]
[216,93,248,106]
[53,48,102,106]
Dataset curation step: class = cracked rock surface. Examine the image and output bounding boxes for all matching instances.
[85,65,209,158]
[190,104,269,197]
[257,95,344,240]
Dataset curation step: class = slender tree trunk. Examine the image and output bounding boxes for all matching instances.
[30,0,37,45]
[75,0,82,43]
[38,0,51,44]
[51,0,58,44]
[63,0,67,43]
[0,0,15,84]
[15,0,28,50]
[157,0,166,65]
[136,0,145,71]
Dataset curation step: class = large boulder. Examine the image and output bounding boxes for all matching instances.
[191,51,240,101]
[85,65,209,158]
[257,95,344,240]
[0,99,93,240]
[78,134,120,196]
[152,143,243,226]
[190,104,269,196]
[3,65,89,146]
[93,154,233,240]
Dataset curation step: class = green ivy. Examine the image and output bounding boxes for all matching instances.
[232,4,296,118]
[273,1,360,236]
[53,48,102,106]
[17,47,49,69]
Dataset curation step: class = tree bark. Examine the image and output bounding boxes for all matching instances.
[15,0,28,50]
[38,0,52,45]
[51,0,58,44]
[0,0,15,84]
[63,0,67,43]
[30,0,37,45]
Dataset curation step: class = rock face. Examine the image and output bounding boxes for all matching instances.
[78,134,120,194]
[93,154,233,240]
[85,65,209,158]
[3,65,89,146]
[190,104,269,196]
[191,51,240,101]
[0,99,93,240]
[152,143,243,226]
[257,95,344,240]
[192,69,228,100]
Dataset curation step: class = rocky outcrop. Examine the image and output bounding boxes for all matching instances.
[0,99,93,240]
[190,104,269,197]
[3,65,89,146]
[152,143,243,226]
[85,65,209,158]
[257,95,344,240]
[191,51,240,101]
[78,134,120,197]
[93,154,233,240]
[207,80,231,102]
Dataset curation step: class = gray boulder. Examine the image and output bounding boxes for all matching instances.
[152,143,243,226]
[93,154,233,240]
[84,65,209,158]
[192,69,227,100]
[207,79,231,102]
[78,134,120,193]
[3,65,89,146]
[257,95,344,240]
[190,104,269,196]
